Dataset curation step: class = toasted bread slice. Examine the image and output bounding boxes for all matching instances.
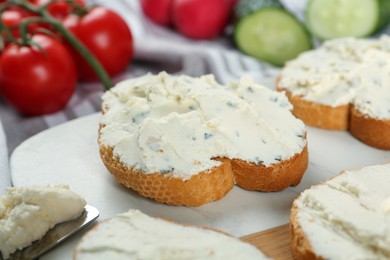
[98,73,309,206]
[280,89,350,131]
[290,164,390,259]
[290,202,319,260]
[99,144,235,207]
[74,210,269,259]
[349,107,390,150]
[231,145,308,192]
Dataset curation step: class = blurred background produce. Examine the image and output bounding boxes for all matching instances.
[0,0,133,115]
[63,6,133,82]
[234,0,312,66]
[1,0,390,117]
[306,0,390,40]
[141,0,390,65]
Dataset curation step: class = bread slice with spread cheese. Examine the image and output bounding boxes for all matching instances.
[277,36,390,150]
[290,163,390,259]
[73,209,269,260]
[98,72,308,206]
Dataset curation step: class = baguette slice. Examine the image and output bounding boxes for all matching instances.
[100,142,308,206]
[99,73,309,206]
[231,145,308,191]
[73,210,269,260]
[280,88,350,131]
[276,36,390,150]
[290,163,390,259]
[279,86,390,149]
[349,107,390,150]
[99,144,235,207]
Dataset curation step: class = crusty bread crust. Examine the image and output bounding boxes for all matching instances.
[99,144,235,207]
[277,76,390,150]
[231,145,308,192]
[278,89,350,131]
[290,200,322,260]
[99,139,308,206]
[349,107,390,150]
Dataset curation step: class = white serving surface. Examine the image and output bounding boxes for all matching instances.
[11,113,390,259]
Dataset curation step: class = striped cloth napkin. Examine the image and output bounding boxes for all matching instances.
[0,0,319,193]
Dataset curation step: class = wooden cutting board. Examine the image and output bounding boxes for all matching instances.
[241,224,293,259]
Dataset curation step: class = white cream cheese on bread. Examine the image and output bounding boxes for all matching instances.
[279,36,390,119]
[74,209,268,260]
[295,163,390,259]
[100,72,306,180]
[0,185,86,259]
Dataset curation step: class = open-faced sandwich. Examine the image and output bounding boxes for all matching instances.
[98,72,308,206]
[291,163,390,259]
[277,36,390,150]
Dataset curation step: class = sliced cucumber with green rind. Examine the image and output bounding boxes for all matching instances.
[376,0,390,30]
[235,0,282,18]
[306,0,390,40]
[234,8,312,66]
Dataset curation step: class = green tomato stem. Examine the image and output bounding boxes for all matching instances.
[11,0,113,90]
[43,11,113,90]
[0,19,17,45]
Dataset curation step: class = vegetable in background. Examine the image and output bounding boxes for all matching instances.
[234,0,312,66]
[173,0,232,39]
[33,0,85,20]
[0,0,134,115]
[141,0,172,26]
[64,6,134,81]
[1,6,36,40]
[141,0,234,39]
[306,0,390,40]
[0,34,77,116]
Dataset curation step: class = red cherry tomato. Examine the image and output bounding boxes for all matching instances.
[0,34,77,116]
[33,0,85,20]
[1,7,37,39]
[63,6,133,81]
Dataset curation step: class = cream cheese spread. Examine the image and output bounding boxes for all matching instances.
[295,163,390,259]
[74,209,268,260]
[0,184,86,259]
[99,72,306,180]
[279,36,390,119]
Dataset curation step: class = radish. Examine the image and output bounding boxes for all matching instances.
[141,0,173,26]
[172,0,231,39]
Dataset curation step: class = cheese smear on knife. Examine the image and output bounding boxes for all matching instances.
[99,72,306,180]
[0,184,86,259]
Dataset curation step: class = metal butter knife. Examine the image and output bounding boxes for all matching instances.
[2,205,99,260]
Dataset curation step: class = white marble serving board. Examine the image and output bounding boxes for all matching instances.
[11,113,390,259]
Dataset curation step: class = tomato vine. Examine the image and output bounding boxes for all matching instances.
[0,0,113,90]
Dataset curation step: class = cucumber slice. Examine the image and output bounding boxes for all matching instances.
[234,8,312,66]
[235,0,282,18]
[378,0,390,30]
[306,0,382,39]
